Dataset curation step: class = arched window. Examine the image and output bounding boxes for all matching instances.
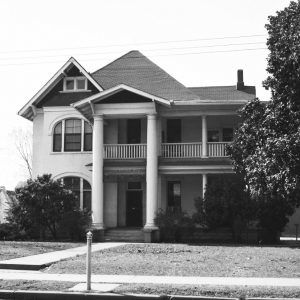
[62,176,91,211]
[53,119,92,152]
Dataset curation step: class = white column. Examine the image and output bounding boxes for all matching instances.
[144,114,158,229]
[202,173,207,199]
[92,115,104,229]
[202,115,207,157]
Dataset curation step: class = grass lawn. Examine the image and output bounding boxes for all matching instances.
[45,243,300,278]
[0,241,84,261]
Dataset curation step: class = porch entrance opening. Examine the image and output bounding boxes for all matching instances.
[126,190,143,227]
[127,119,141,144]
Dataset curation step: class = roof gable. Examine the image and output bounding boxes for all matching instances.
[92,50,199,102]
[18,57,103,120]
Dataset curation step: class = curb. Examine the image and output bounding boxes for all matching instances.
[0,290,239,300]
[0,264,48,271]
[0,290,299,300]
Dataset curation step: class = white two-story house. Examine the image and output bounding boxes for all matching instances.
[18,50,256,242]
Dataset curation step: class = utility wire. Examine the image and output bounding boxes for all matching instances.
[0,41,266,61]
[0,34,266,54]
[0,47,268,67]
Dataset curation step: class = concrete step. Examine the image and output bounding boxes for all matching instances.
[105,229,144,242]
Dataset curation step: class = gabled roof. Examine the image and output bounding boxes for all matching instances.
[92,50,200,102]
[18,57,103,120]
[188,85,256,101]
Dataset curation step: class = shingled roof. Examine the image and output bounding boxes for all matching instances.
[188,85,256,101]
[92,50,199,102]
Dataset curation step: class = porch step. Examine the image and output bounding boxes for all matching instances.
[104,228,144,242]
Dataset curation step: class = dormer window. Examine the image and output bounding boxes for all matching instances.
[63,77,87,92]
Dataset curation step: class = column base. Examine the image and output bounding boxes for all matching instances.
[90,223,105,242]
[143,227,160,243]
[90,228,105,242]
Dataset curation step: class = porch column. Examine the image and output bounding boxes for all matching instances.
[202,115,208,157]
[92,115,104,229]
[202,173,207,199]
[144,114,158,229]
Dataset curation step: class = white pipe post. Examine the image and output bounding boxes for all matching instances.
[86,231,93,291]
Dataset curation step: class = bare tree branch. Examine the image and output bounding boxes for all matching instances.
[13,128,33,179]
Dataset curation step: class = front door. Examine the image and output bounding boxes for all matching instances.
[126,190,143,227]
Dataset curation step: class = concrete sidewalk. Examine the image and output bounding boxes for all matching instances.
[0,269,299,287]
[0,242,127,270]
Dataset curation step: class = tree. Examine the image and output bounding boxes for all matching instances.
[7,174,89,240]
[13,128,33,179]
[227,1,300,242]
[193,175,257,241]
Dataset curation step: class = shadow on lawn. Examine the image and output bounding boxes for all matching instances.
[184,240,300,249]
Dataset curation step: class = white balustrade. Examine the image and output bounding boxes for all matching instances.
[161,143,202,158]
[104,142,230,159]
[207,142,229,157]
[104,144,146,159]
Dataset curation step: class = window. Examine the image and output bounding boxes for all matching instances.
[63,77,87,91]
[53,118,92,152]
[208,130,220,142]
[84,121,92,151]
[53,122,62,152]
[65,119,82,151]
[62,176,91,211]
[167,181,181,211]
[222,128,234,142]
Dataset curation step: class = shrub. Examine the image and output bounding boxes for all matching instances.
[155,208,194,242]
[193,175,257,242]
[7,174,90,241]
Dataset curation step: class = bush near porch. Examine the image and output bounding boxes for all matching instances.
[156,175,260,243]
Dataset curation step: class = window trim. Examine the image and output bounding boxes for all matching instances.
[52,118,92,153]
[63,76,88,92]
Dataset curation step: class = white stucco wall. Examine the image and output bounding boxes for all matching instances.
[32,107,92,183]
[104,182,118,227]
[160,174,203,215]
[160,115,239,143]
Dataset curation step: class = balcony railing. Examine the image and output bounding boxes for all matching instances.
[161,142,202,158]
[104,144,146,159]
[103,142,230,159]
[207,142,229,157]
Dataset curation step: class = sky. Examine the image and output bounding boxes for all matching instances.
[0,0,292,190]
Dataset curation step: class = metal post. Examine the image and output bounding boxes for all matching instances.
[86,231,93,291]
[295,224,299,242]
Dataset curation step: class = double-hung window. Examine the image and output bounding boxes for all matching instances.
[65,119,82,152]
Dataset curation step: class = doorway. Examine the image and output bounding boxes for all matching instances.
[126,190,143,227]
[127,119,141,144]
[167,119,181,142]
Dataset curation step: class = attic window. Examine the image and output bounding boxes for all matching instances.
[63,77,87,91]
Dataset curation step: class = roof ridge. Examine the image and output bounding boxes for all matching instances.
[91,50,143,75]
[189,85,236,89]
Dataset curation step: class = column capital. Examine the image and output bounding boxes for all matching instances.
[147,113,157,120]
[93,114,104,121]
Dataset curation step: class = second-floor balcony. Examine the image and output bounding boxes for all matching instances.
[103,142,230,159]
